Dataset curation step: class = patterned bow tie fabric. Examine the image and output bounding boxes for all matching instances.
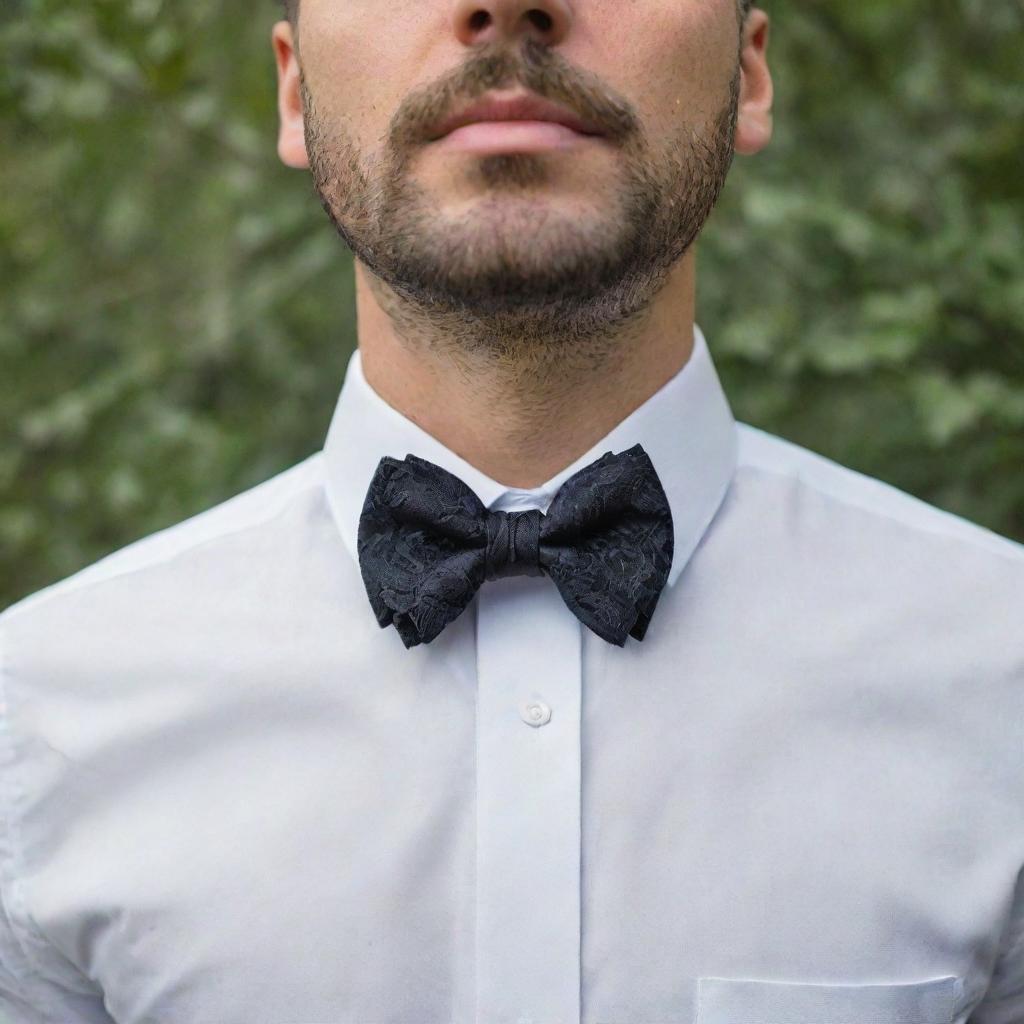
[356,443,674,648]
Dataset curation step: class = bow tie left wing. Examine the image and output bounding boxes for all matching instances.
[357,455,489,648]
[539,445,674,646]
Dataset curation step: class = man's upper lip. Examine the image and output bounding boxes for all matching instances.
[428,93,604,141]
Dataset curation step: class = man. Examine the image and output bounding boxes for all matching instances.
[0,0,1021,1021]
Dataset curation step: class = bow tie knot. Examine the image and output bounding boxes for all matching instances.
[485,509,544,581]
[357,444,674,648]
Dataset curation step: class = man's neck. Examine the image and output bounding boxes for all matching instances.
[353,253,697,489]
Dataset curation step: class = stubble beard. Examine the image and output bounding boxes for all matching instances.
[301,38,740,366]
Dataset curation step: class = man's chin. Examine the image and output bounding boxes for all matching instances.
[393,216,624,280]
[383,251,619,305]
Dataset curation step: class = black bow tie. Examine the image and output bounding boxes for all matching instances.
[356,443,674,649]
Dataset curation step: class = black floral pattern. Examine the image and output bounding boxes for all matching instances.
[356,444,674,648]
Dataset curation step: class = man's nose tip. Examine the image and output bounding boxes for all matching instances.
[451,0,573,48]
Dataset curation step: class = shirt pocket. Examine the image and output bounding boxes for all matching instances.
[695,974,961,1024]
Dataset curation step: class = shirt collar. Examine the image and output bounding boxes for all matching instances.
[322,323,738,589]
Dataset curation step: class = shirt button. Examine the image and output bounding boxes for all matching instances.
[520,700,552,727]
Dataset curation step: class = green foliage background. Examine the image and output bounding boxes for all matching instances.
[2,0,1023,609]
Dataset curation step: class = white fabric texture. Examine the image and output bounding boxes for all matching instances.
[1,323,1023,1024]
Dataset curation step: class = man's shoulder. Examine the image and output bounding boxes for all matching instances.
[0,452,327,638]
[734,421,1024,568]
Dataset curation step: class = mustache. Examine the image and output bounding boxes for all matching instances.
[389,35,640,153]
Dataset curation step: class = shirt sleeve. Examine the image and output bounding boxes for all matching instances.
[1,631,114,1024]
[968,865,1024,1023]
[0,873,108,1024]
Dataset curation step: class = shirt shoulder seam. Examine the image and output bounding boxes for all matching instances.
[0,453,326,630]
[735,423,1024,568]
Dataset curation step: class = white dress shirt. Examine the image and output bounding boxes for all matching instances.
[2,323,1023,1024]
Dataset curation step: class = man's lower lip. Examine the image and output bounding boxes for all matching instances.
[430,120,604,154]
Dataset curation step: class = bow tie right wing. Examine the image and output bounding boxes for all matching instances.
[357,455,489,648]
[539,445,674,646]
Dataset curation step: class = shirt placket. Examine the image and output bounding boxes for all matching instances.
[475,573,583,1024]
